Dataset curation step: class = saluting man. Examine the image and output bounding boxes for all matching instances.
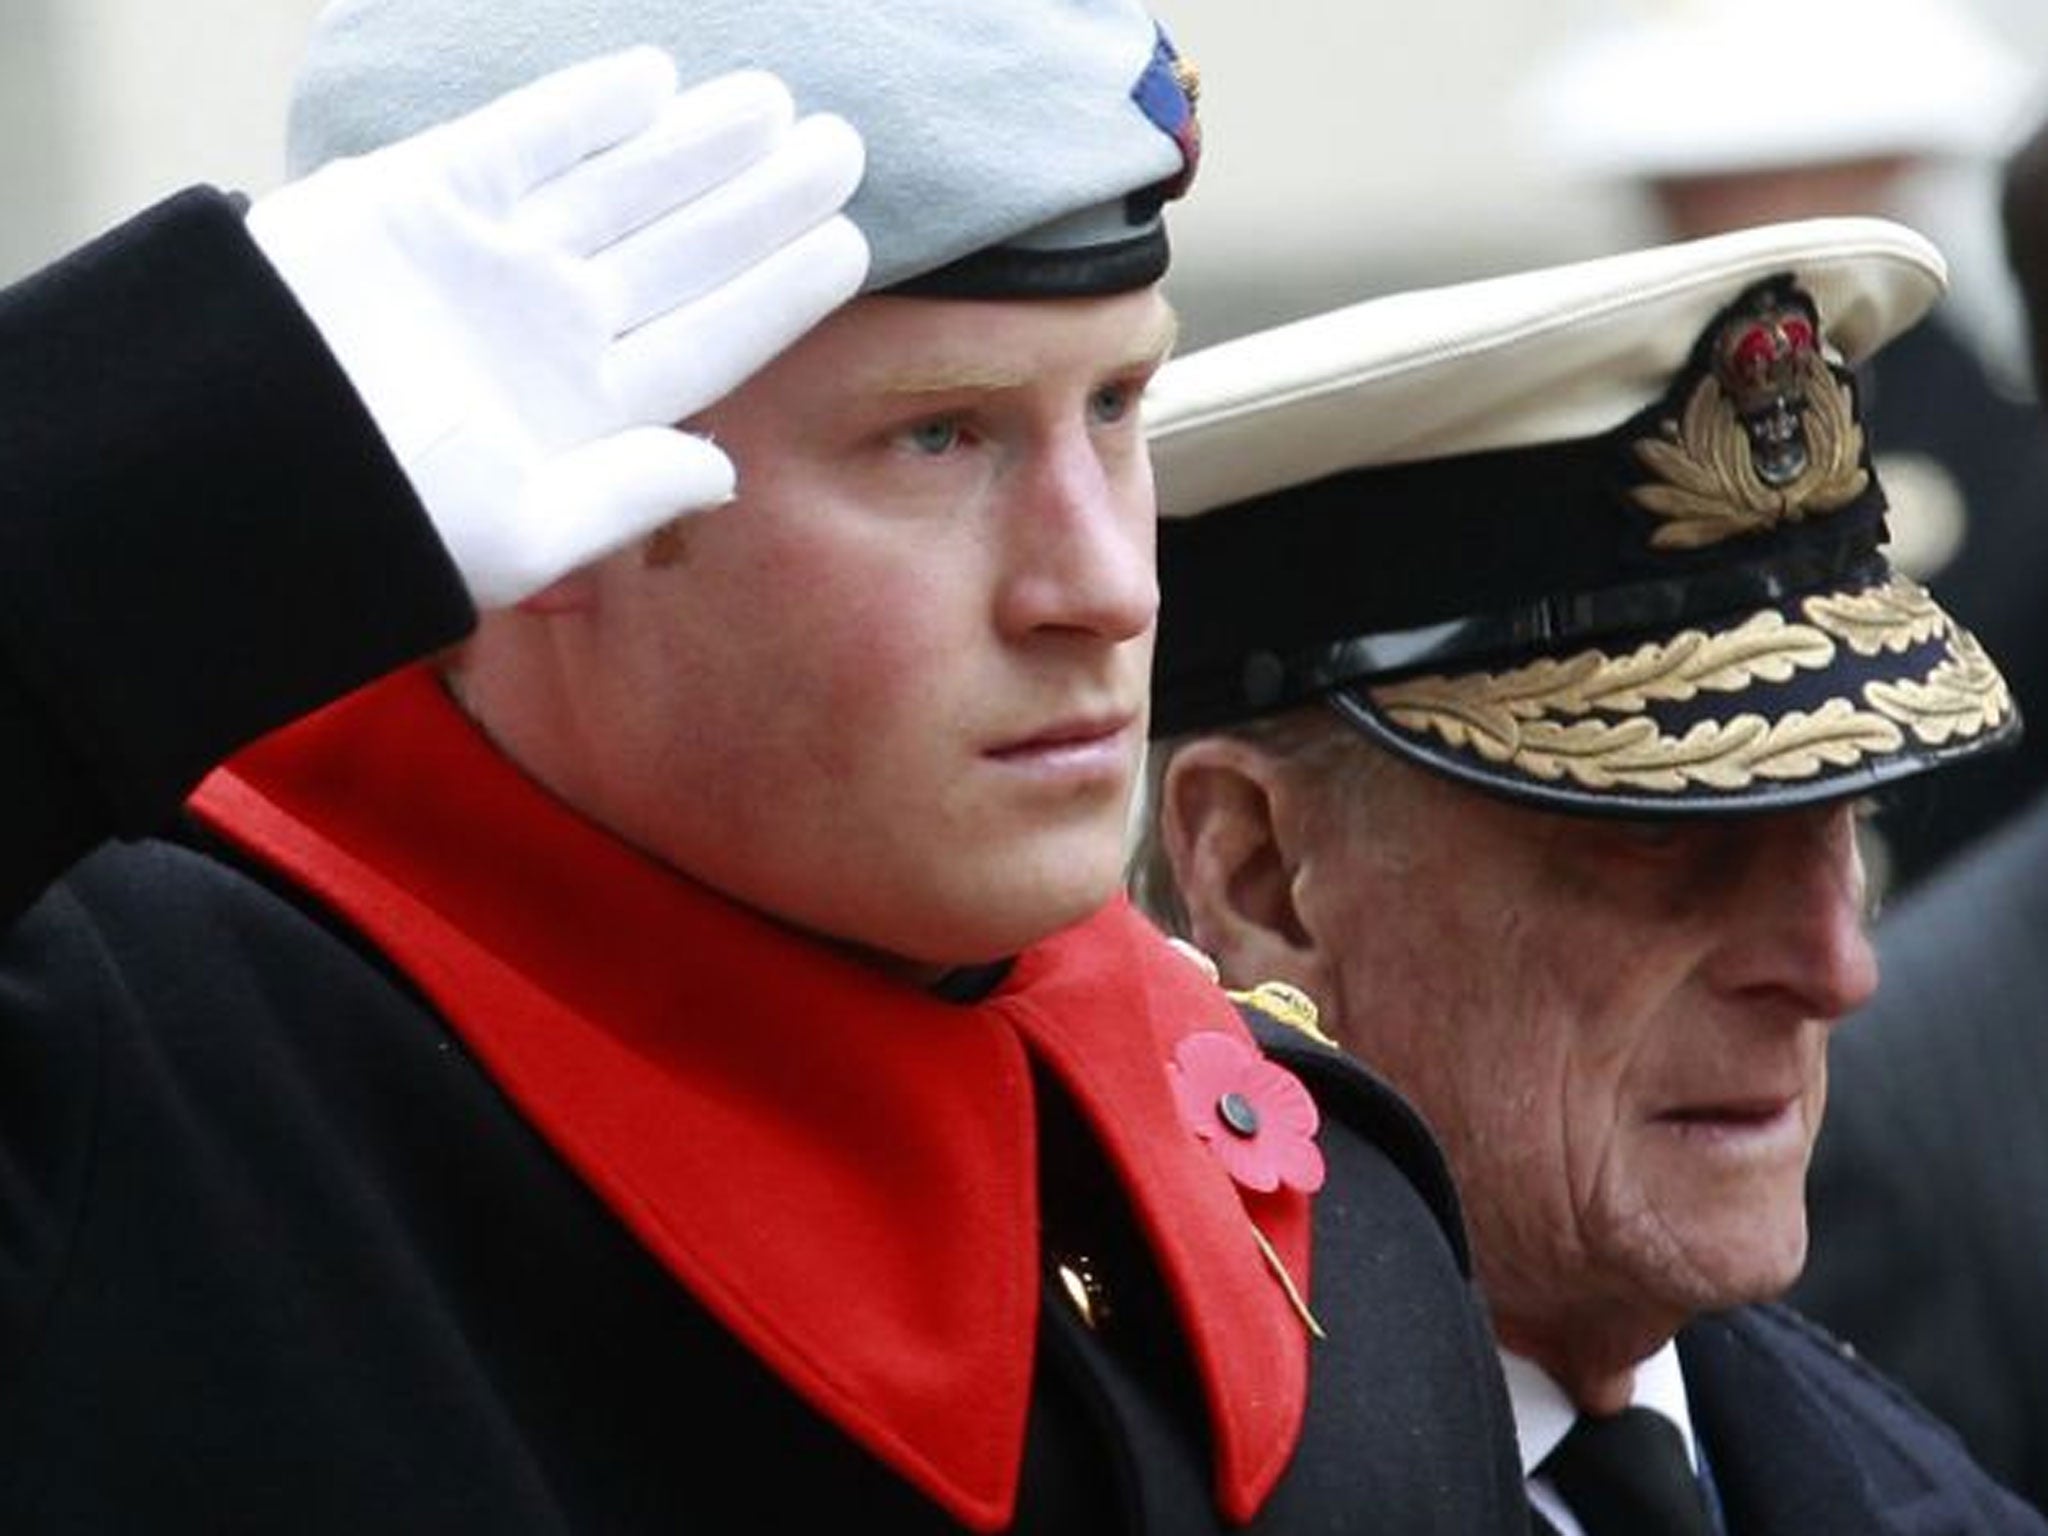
[0,0,1526,1529]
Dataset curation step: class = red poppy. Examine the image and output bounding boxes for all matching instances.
[1169,1031,1325,1194]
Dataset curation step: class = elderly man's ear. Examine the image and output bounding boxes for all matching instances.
[1160,741,1331,998]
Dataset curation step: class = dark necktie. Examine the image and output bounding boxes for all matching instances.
[1539,1406,1713,1536]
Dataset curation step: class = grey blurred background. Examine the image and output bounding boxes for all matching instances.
[4,0,2048,375]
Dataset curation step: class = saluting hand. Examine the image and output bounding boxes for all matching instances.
[248,47,868,607]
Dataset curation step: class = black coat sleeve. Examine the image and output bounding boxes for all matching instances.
[0,187,474,923]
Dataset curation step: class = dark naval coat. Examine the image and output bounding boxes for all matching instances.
[1680,1305,2047,1533]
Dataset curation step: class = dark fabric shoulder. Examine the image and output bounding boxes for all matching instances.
[1738,1304,1983,1436]
[1237,999,1469,1274]
[1231,998,1524,1530]
[1683,1305,2048,1534]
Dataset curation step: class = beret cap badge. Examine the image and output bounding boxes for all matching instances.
[1132,23,1202,202]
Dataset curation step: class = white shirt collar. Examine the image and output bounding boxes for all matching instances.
[1500,1341,1701,1475]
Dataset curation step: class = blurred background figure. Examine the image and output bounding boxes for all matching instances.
[2005,87,2048,407]
[1789,112,2048,1522]
[1516,0,2048,901]
[1792,779,2048,1519]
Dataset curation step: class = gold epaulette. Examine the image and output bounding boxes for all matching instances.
[1227,980,1336,1050]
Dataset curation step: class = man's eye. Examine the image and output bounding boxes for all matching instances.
[1089,383,1135,425]
[904,418,962,455]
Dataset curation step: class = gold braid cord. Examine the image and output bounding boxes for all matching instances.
[1804,577,1947,656]
[1369,577,2009,793]
[1629,352,1869,550]
[1866,628,2013,745]
[1809,576,2014,745]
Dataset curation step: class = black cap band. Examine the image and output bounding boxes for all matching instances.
[1151,410,1890,737]
[885,224,1171,300]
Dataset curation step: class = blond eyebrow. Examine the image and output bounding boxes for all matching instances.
[875,361,1032,396]
[863,304,1182,399]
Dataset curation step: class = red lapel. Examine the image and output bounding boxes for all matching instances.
[189,664,1311,1527]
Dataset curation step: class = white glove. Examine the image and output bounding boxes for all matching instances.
[248,47,868,607]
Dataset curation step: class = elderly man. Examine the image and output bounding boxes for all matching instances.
[0,1,1526,1530]
[1134,217,2046,1532]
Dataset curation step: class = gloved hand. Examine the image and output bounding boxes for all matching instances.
[247,47,868,607]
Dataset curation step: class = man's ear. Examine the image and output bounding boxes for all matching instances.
[1160,739,1327,997]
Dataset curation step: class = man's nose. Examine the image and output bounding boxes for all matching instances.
[994,432,1158,642]
[1716,807,1881,1024]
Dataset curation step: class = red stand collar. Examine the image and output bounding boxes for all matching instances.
[189,665,1310,1528]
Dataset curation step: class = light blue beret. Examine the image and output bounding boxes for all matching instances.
[285,0,1201,295]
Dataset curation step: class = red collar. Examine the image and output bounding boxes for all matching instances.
[189,666,1310,1528]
